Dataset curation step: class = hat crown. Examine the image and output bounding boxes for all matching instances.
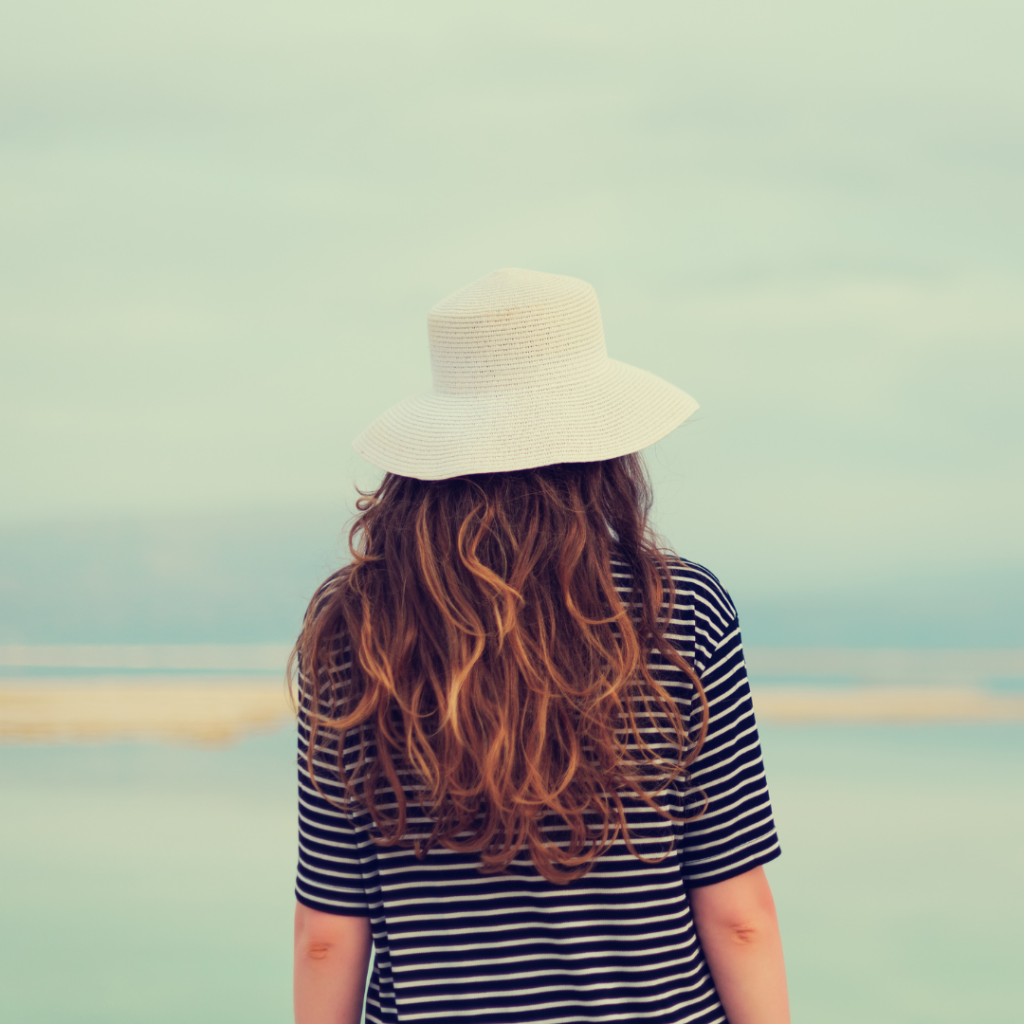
[427,268,609,395]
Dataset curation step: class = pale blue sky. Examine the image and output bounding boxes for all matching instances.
[1,1,1021,643]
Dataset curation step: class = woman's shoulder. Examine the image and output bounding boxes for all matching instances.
[663,556,740,672]
[611,550,739,665]
[663,556,738,624]
[305,565,352,621]
[612,550,737,619]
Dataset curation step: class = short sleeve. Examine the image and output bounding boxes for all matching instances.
[679,607,781,887]
[295,659,373,916]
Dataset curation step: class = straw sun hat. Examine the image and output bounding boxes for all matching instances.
[353,268,698,481]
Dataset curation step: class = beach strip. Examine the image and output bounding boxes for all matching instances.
[1,683,1023,744]
[753,686,1024,724]
[0,684,295,745]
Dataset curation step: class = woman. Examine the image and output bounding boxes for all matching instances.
[292,269,789,1024]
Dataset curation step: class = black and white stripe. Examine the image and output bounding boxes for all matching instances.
[296,559,780,1023]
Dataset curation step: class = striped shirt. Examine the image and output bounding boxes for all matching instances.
[296,558,780,1023]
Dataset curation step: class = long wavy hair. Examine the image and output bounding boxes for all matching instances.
[292,454,708,883]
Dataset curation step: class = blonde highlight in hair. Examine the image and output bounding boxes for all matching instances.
[292,454,708,883]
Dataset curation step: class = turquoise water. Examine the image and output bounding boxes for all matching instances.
[765,726,1024,1023]
[2,725,1022,1023]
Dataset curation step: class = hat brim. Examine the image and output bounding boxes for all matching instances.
[352,360,698,481]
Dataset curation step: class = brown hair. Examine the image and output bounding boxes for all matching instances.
[292,454,708,883]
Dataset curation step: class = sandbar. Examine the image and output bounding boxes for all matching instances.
[753,686,1024,724]
[0,684,294,745]
[2,683,1023,746]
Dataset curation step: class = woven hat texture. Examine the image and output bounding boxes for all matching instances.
[353,268,698,480]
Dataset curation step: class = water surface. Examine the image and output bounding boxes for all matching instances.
[1,724,1021,1023]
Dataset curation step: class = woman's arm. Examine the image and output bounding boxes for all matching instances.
[294,901,372,1024]
[689,866,790,1024]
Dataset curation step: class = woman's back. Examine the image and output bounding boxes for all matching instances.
[296,555,779,1024]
